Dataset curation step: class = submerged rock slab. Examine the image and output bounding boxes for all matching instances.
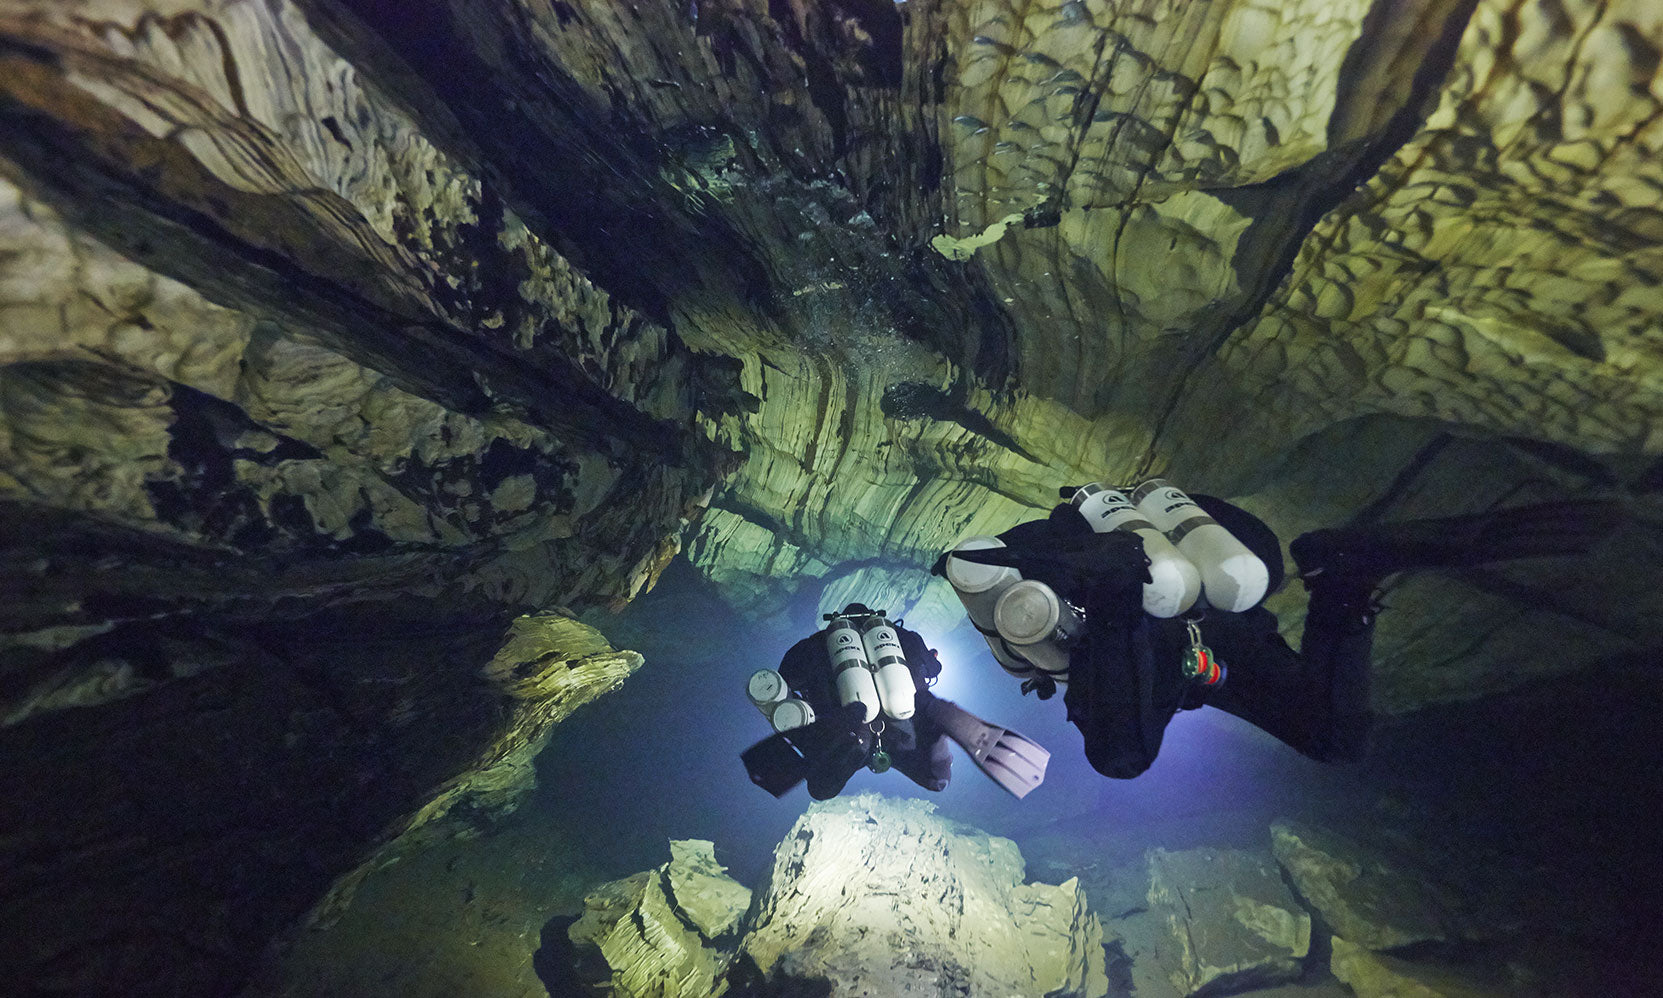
[1330,936,1506,998]
[1144,846,1311,996]
[568,839,751,998]
[739,793,1107,998]
[1271,818,1462,952]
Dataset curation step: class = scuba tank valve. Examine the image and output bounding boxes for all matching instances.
[1131,479,1269,613]
[861,619,917,720]
[1071,482,1201,617]
[992,580,1080,682]
[824,616,882,723]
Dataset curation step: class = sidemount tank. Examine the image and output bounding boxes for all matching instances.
[944,536,1037,679]
[1071,482,1201,617]
[1130,479,1268,612]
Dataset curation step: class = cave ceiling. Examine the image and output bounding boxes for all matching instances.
[3,0,1661,716]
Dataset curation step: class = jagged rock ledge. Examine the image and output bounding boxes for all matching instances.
[565,793,1108,998]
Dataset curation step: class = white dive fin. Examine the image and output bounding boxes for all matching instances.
[922,697,1050,799]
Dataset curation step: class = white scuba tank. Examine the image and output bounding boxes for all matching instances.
[861,619,916,720]
[943,536,1038,680]
[993,580,1081,682]
[1130,479,1269,613]
[825,616,882,723]
[745,669,816,732]
[1071,482,1201,618]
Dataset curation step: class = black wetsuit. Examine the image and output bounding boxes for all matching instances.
[998,499,1377,779]
[746,621,954,799]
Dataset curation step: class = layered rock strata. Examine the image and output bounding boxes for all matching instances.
[738,793,1108,998]
[1141,846,1312,997]
[0,609,643,995]
[1271,818,1464,952]
[567,839,751,998]
[0,0,1661,993]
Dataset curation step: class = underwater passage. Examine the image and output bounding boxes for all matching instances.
[2,0,1662,995]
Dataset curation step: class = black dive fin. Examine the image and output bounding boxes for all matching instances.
[742,734,808,798]
[1292,499,1625,582]
[944,531,1149,592]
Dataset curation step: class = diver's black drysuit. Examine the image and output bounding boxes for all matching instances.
[745,620,955,799]
[996,496,1378,780]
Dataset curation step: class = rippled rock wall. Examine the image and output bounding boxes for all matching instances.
[1,0,1661,994]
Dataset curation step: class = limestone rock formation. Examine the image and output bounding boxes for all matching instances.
[1271,818,1463,952]
[1142,847,1312,997]
[738,793,1108,998]
[1330,936,1505,998]
[568,839,751,998]
[0,607,643,995]
[1,0,1661,992]
[305,610,646,927]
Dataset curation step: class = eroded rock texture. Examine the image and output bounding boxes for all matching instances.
[1,0,1661,993]
[1271,817,1463,952]
[0,609,641,994]
[737,793,1108,997]
[1142,846,1311,997]
[566,840,750,998]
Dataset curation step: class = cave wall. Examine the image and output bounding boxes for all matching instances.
[0,0,1661,994]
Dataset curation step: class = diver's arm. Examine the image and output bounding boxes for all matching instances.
[777,633,837,715]
[1061,577,1170,779]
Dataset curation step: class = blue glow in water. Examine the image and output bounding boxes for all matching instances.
[530,555,1359,887]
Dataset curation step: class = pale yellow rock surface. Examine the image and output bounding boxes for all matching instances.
[1,1,1661,994]
[1144,846,1311,996]
[1271,819,1460,952]
[740,793,1107,998]
[305,611,644,928]
[1330,936,1508,998]
[568,839,751,998]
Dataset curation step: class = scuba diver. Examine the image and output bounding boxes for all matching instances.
[937,480,1622,779]
[741,603,1050,800]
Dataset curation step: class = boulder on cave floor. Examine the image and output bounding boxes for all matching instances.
[1270,818,1465,952]
[567,839,751,998]
[1139,846,1312,997]
[1330,936,1506,998]
[737,793,1108,998]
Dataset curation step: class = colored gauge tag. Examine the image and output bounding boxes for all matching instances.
[1181,644,1211,678]
[1182,619,1226,687]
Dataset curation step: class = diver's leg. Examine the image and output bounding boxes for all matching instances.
[1288,500,1622,581]
[797,705,874,800]
[1203,590,1377,763]
[891,732,953,792]
[1292,577,1378,760]
[1250,499,1620,760]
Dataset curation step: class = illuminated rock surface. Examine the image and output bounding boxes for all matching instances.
[1141,847,1311,997]
[0,0,1659,993]
[737,794,1108,998]
[1330,936,1505,998]
[1270,818,1462,953]
[566,840,750,998]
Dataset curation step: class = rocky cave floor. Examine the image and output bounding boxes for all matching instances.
[241,564,1663,998]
